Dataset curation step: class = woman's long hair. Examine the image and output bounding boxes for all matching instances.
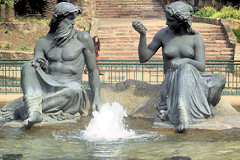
[92,36,100,51]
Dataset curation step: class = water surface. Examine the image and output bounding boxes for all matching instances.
[1,117,240,160]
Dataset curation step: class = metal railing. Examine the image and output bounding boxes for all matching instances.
[0,59,240,95]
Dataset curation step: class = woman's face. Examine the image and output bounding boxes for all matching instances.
[94,37,99,43]
[166,12,181,31]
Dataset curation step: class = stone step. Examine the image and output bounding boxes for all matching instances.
[98,26,224,33]
[98,30,224,36]
[100,41,229,47]
[99,28,225,38]
[95,0,163,18]
[100,51,233,59]
[96,5,162,9]
[96,9,163,13]
[99,37,228,44]
[98,25,221,30]
[95,13,164,18]
[96,1,161,4]
[96,0,161,4]
[98,28,223,34]
[100,44,232,51]
[98,32,226,40]
[206,55,233,60]
[205,43,229,48]
[101,46,230,51]
[95,1,161,7]
[100,56,162,60]
[100,51,233,57]
[100,55,234,60]
[95,14,164,18]
[97,18,233,61]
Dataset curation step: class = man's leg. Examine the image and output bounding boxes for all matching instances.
[21,61,43,128]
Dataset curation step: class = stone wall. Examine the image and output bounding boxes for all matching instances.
[235,44,240,61]
[224,19,240,30]
[0,50,33,59]
[41,0,93,18]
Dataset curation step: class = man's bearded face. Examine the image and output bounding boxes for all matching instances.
[54,13,77,45]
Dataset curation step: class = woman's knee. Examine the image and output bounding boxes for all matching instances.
[213,74,226,87]
[177,64,197,77]
[215,74,226,83]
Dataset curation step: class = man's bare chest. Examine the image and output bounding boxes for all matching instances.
[45,39,84,62]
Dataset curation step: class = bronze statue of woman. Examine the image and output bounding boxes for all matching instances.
[132,1,226,133]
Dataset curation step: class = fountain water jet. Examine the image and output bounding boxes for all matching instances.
[82,102,136,141]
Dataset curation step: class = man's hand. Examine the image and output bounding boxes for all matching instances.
[92,96,102,112]
[32,57,49,69]
[132,21,147,36]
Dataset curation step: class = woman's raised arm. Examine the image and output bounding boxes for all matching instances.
[132,21,162,63]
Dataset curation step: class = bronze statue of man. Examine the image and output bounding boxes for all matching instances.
[1,2,102,128]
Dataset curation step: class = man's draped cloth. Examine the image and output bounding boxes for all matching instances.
[20,61,90,120]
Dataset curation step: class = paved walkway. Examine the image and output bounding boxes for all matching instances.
[0,94,22,103]
[0,93,239,108]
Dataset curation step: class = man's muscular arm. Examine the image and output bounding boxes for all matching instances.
[32,38,49,71]
[78,31,102,111]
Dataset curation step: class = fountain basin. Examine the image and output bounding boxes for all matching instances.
[1,80,240,159]
[1,80,240,130]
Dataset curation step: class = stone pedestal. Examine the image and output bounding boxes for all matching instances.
[1,80,240,131]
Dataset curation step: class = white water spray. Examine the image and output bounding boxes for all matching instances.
[82,102,136,141]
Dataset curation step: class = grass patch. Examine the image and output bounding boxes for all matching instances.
[15,16,50,23]
[16,44,30,51]
[5,29,9,34]
[232,27,240,43]
[5,43,11,49]
[75,16,84,22]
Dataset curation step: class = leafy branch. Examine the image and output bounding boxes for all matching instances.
[0,0,19,9]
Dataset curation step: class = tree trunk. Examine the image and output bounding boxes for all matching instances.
[42,0,57,18]
[5,5,15,22]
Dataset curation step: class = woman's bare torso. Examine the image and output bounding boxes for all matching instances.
[158,28,200,71]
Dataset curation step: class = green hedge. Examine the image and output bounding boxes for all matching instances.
[194,6,240,20]
[194,6,217,17]
[233,27,240,43]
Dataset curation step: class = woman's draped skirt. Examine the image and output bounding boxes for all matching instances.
[157,64,226,125]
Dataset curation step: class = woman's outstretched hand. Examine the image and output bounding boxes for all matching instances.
[132,21,147,35]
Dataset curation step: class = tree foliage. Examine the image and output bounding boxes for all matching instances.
[0,0,19,9]
[216,0,239,7]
